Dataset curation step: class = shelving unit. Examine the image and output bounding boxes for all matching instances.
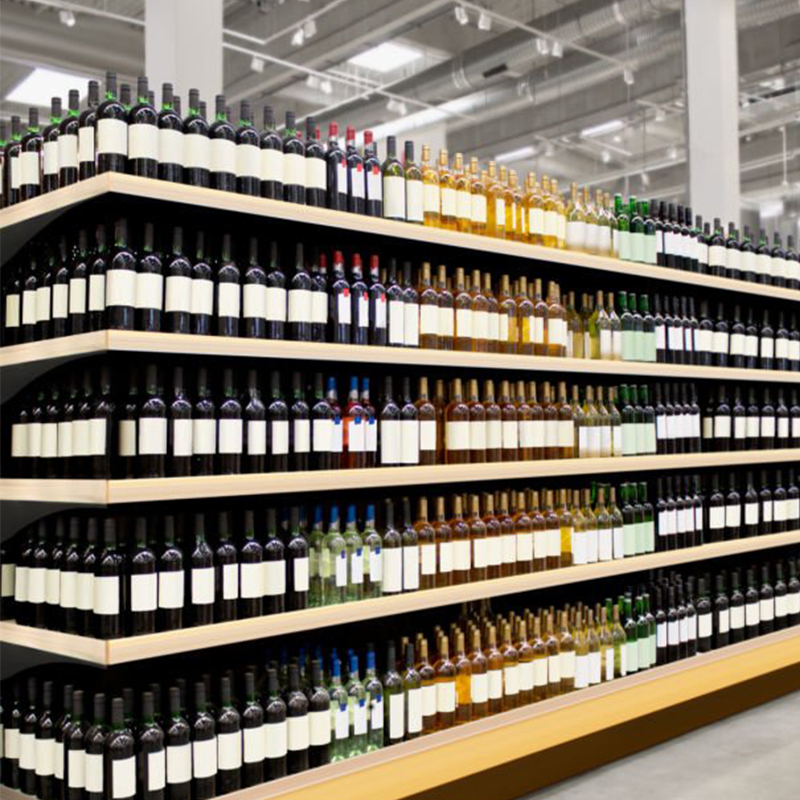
[2,173,799,800]
[2,626,796,800]
[3,174,800,303]
[2,528,798,665]
[2,450,798,505]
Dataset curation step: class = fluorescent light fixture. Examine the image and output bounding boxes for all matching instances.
[478,11,492,31]
[59,9,76,27]
[303,18,317,38]
[551,40,563,58]
[7,67,89,106]
[454,5,469,25]
[495,145,536,162]
[580,118,625,138]
[250,56,265,73]
[760,198,784,218]
[319,79,333,95]
[291,27,305,46]
[348,42,422,73]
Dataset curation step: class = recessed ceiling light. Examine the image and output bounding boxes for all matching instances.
[348,41,422,73]
[7,67,89,106]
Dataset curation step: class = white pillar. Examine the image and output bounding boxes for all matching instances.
[684,0,740,226]
[145,0,223,107]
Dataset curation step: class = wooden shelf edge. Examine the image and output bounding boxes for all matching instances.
[2,451,798,505]
[2,330,799,383]
[2,175,799,303]
[2,529,798,665]
[6,628,790,800]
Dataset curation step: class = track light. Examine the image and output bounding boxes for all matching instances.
[454,5,469,25]
[551,40,563,58]
[654,107,666,122]
[623,67,635,85]
[477,11,491,31]
[601,150,611,164]
[641,172,650,187]
[291,27,305,47]
[386,98,407,115]
[320,79,333,95]
[667,145,678,160]
[250,56,265,73]
[59,9,76,27]
[303,18,317,38]
[305,75,320,89]
[535,38,549,56]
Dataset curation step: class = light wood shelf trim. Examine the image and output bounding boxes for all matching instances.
[2,330,799,383]
[2,529,797,665]
[2,174,799,303]
[2,450,798,505]
[5,628,791,800]
[0,620,108,662]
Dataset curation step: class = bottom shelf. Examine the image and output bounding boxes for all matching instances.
[3,627,797,800]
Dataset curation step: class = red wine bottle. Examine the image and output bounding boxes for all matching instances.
[138,364,167,478]
[137,691,165,800]
[106,697,135,800]
[190,682,216,800]
[136,221,163,332]
[164,226,191,334]
[129,517,157,636]
[182,90,210,188]
[190,514,214,627]
[259,106,283,201]
[264,668,287,780]
[214,511,238,623]
[127,77,158,178]
[190,231,213,336]
[215,677,241,795]
[94,518,124,640]
[168,366,192,477]
[215,233,240,337]
[263,507,286,615]
[244,369,266,474]
[235,100,260,197]
[238,510,263,619]
[164,686,190,800]
[267,370,288,473]
[157,516,183,632]
[218,368,242,475]
[106,217,136,330]
[157,83,183,184]
[242,236,266,339]
[35,680,56,800]
[64,689,87,800]
[241,672,263,787]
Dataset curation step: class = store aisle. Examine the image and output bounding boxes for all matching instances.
[524,690,800,800]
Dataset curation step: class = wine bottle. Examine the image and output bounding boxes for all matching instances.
[190,682,216,800]
[215,678,241,795]
[127,77,158,178]
[41,96,63,193]
[182,90,210,188]
[259,105,283,200]
[285,664,309,774]
[138,364,167,478]
[264,668,288,780]
[208,95,235,192]
[190,514,214,627]
[281,111,305,205]
[190,231,213,335]
[129,517,157,636]
[288,243,313,341]
[19,107,43,200]
[96,72,127,174]
[234,100,260,197]
[94,518,124,640]
[263,508,286,616]
[156,83,183,183]
[137,691,165,800]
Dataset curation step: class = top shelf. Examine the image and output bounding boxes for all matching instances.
[2,174,799,304]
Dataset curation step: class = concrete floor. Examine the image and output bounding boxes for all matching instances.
[522,690,800,800]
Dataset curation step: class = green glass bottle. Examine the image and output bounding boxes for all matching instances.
[614,193,630,261]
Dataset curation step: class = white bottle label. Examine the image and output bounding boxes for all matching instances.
[106,268,136,307]
[139,417,167,455]
[97,118,128,156]
[128,124,158,160]
[261,148,283,183]
[93,575,120,615]
[191,738,217,779]
[159,128,184,166]
[217,731,242,771]
[130,572,157,612]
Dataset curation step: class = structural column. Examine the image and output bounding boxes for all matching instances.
[683,0,740,226]
[145,0,223,106]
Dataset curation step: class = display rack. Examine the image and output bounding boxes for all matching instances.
[2,175,799,800]
[2,528,798,665]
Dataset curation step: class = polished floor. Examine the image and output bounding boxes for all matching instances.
[524,689,800,799]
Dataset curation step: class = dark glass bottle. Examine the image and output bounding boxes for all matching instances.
[192,367,216,476]
[190,514,214,627]
[127,76,158,177]
[106,217,136,330]
[34,680,55,800]
[264,668,288,780]
[263,240,286,340]
[243,369,266,474]
[86,223,108,331]
[77,517,98,636]
[289,371,310,472]
[163,686,190,800]
[136,221,163,332]
[310,373,333,471]
[129,516,157,635]
[95,518,124,640]
[759,310,775,371]
[182,89,210,187]
[235,99,260,196]
[190,683,216,800]
[288,242,313,342]
[96,72,127,174]
[218,368,243,475]
[167,366,192,477]
[744,569,760,639]
[241,236,267,339]
[281,111,305,205]
[136,691,165,800]
[286,506,309,612]
[759,565,775,635]
[304,117,326,207]
[266,370,289,473]
[64,689,86,800]
[214,511,238,623]
[190,231,213,335]
[208,95,236,192]
[367,254,387,347]
[215,233,240,337]
[237,509,262,619]
[260,105,283,200]
[325,122,347,210]
[329,250,351,343]
[241,672,264,787]
[344,125,365,214]
[285,664,309,774]
[91,365,116,479]
[19,106,43,200]
[61,517,82,634]
[84,692,107,800]
[263,507,286,615]
[138,364,167,478]
[41,97,62,194]
[156,83,183,183]
[156,516,183,632]
[215,678,241,795]
[311,252,328,343]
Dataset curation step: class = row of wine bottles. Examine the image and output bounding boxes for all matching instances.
[3,555,799,800]
[5,220,799,374]
[2,75,798,292]
[7,363,800,480]
[4,466,798,639]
